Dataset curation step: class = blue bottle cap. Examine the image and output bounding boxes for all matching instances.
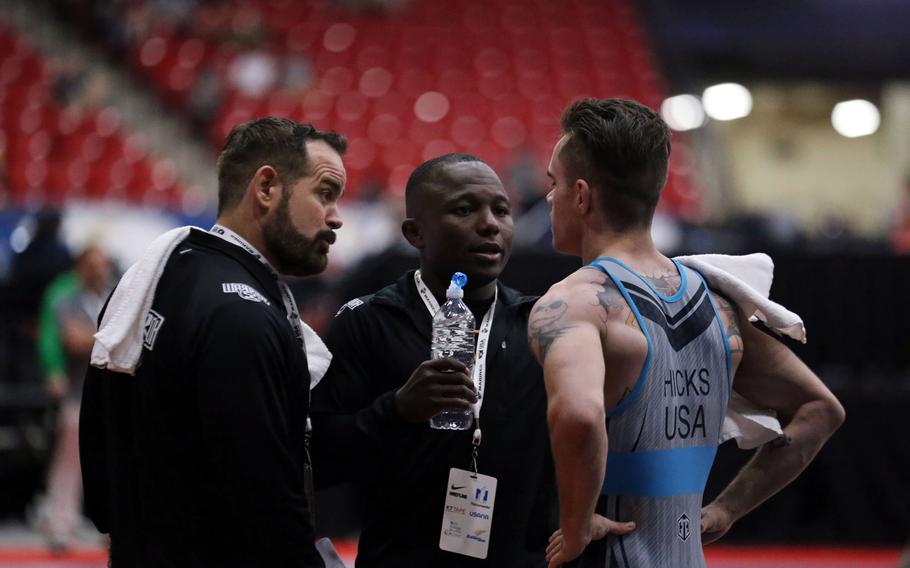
[451,272,468,289]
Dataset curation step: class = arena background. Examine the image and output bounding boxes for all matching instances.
[0,0,908,566]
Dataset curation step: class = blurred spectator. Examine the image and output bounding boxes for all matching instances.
[890,177,910,255]
[9,209,73,327]
[37,245,112,551]
[51,55,88,107]
[51,54,110,111]
[37,271,79,394]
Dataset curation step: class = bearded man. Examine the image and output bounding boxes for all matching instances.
[80,118,347,567]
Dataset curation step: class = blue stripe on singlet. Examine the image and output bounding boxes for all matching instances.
[601,445,718,497]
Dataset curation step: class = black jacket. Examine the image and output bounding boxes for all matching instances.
[80,229,323,567]
[311,271,556,567]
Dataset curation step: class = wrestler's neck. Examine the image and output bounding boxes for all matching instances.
[418,266,497,303]
[581,225,668,270]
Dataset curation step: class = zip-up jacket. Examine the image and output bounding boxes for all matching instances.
[80,229,323,567]
[311,271,556,567]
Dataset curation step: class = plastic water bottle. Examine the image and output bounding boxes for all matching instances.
[429,272,476,430]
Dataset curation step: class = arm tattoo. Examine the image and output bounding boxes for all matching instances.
[529,300,571,361]
[713,294,744,354]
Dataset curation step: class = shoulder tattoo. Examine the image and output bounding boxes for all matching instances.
[591,278,636,329]
[528,299,572,361]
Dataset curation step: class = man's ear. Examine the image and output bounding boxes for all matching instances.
[250,165,281,213]
[575,178,592,215]
[401,218,424,249]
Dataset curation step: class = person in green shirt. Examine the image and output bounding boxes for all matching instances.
[37,271,78,397]
[36,246,112,551]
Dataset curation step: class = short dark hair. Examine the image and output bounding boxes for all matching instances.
[404,153,485,216]
[216,117,347,214]
[560,98,671,230]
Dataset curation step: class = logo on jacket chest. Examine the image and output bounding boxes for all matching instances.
[143,309,165,350]
[335,297,364,316]
[222,283,271,305]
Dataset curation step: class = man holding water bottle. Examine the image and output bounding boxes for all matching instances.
[311,154,556,566]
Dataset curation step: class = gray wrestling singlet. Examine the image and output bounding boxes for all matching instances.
[581,257,732,568]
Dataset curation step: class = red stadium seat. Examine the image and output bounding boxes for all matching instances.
[5,0,691,214]
[0,26,188,208]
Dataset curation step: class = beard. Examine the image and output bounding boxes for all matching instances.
[262,193,335,277]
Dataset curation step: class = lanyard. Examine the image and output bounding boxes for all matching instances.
[210,225,304,347]
[209,225,309,429]
[210,224,321,525]
[414,270,496,454]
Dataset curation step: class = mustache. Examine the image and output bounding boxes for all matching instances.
[316,230,337,245]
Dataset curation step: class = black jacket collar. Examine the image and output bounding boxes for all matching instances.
[184,228,285,307]
[372,270,534,311]
[371,270,537,358]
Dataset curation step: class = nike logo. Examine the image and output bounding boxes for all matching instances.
[451,484,466,491]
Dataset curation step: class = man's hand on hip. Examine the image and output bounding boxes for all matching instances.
[546,514,636,567]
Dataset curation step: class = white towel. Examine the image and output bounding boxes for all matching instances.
[303,325,332,390]
[90,226,192,375]
[675,253,794,449]
[90,226,333,388]
[675,253,806,343]
[719,392,786,450]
